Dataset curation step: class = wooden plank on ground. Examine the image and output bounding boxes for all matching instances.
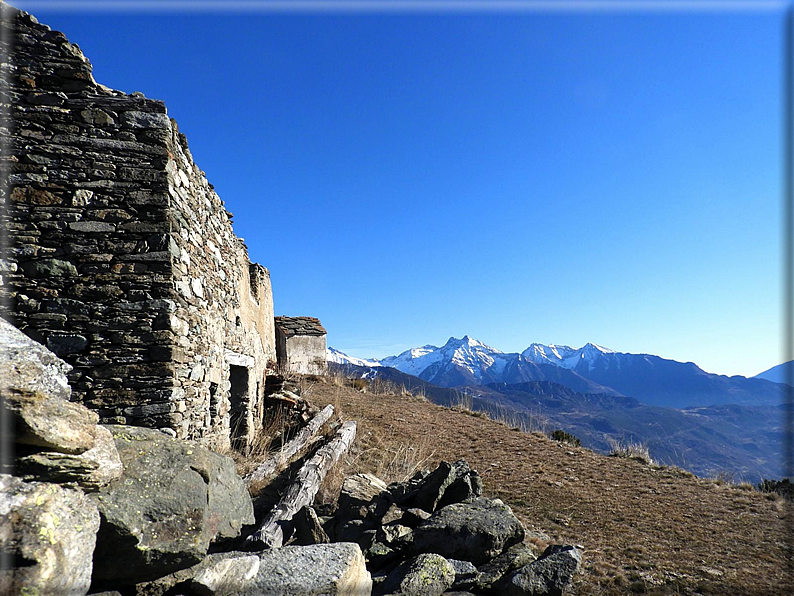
[246,420,357,549]
[245,404,335,486]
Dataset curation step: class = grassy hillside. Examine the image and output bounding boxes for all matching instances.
[299,373,791,595]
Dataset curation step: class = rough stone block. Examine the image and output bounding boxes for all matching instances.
[21,258,78,278]
[90,425,254,583]
[498,545,582,596]
[191,555,261,596]
[241,543,372,596]
[121,110,171,129]
[0,474,101,596]
[15,424,123,491]
[411,497,525,566]
[46,332,88,356]
[69,221,116,232]
[0,317,73,401]
[3,387,100,454]
[378,553,455,596]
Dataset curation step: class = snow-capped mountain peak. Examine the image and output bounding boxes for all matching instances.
[379,336,506,382]
[441,335,501,352]
[581,342,614,354]
[522,343,575,365]
[521,342,616,370]
[326,347,381,368]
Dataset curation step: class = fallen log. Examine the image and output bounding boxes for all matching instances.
[245,420,357,549]
[245,404,335,486]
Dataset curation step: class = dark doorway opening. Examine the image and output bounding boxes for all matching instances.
[229,365,249,450]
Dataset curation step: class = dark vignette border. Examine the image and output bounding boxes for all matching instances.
[0,0,792,589]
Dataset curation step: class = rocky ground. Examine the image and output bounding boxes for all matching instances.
[304,374,793,595]
[2,317,584,596]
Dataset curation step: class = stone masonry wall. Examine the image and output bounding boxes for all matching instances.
[0,6,178,426]
[165,119,276,448]
[0,3,275,447]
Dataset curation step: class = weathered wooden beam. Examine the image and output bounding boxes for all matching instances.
[244,404,335,486]
[246,420,357,549]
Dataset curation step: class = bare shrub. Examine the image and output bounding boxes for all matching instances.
[550,429,581,447]
[410,384,428,402]
[608,438,654,465]
[226,406,298,479]
[450,391,474,412]
[316,422,436,506]
[488,404,549,435]
[324,367,348,387]
[757,478,794,501]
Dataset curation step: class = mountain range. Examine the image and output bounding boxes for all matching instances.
[330,337,788,409]
[328,337,790,480]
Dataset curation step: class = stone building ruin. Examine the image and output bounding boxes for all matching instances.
[274,316,328,376]
[0,4,322,450]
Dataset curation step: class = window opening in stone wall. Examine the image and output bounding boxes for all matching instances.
[255,380,262,423]
[209,382,219,419]
[229,365,249,449]
[248,263,260,301]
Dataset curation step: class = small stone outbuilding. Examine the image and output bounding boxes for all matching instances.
[274,317,328,375]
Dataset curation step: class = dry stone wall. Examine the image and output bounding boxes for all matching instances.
[166,118,276,447]
[0,3,275,448]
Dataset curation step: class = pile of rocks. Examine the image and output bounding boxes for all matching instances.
[170,460,582,596]
[1,319,255,594]
[314,462,582,596]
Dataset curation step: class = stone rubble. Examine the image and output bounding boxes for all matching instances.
[319,459,581,596]
[89,425,255,585]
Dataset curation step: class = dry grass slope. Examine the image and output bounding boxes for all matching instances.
[286,374,792,596]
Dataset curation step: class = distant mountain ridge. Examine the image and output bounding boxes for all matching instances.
[755,360,793,386]
[327,346,381,368]
[328,337,788,409]
[328,361,786,480]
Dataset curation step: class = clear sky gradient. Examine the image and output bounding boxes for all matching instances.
[17,1,787,377]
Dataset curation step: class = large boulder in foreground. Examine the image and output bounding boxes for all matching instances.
[412,459,483,513]
[1,318,122,492]
[0,317,72,401]
[238,543,371,596]
[0,318,98,454]
[4,386,99,454]
[411,497,525,565]
[0,474,101,596]
[90,425,254,583]
[16,424,123,491]
[476,542,538,592]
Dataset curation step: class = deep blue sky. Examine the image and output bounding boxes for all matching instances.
[17,1,787,377]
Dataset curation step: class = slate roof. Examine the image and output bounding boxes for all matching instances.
[274,316,327,337]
